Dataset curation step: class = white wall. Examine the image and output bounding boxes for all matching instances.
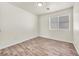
[0,2,76,50]
[39,8,73,43]
[73,3,79,54]
[0,3,38,49]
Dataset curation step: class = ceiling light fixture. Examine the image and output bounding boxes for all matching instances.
[37,2,43,7]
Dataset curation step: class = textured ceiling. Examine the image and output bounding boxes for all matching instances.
[9,2,74,15]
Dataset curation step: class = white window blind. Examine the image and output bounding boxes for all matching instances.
[49,15,69,30]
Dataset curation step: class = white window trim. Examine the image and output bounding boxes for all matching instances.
[49,14,70,31]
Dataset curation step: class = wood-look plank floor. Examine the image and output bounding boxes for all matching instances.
[0,37,78,56]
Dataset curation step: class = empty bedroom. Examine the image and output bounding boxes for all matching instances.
[0,2,79,56]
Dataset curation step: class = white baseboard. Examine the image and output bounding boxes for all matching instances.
[73,41,79,54]
[0,35,38,50]
[0,34,72,50]
[39,35,72,43]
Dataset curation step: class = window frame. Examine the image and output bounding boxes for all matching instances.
[49,14,70,31]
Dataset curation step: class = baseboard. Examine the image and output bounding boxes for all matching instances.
[73,41,79,54]
[0,35,38,50]
[39,35,72,43]
[0,34,73,50]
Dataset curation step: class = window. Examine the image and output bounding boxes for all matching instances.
[49,15,69,31]
[59,16,69,29]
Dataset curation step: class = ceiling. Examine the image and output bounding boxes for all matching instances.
[9,2,74,15]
